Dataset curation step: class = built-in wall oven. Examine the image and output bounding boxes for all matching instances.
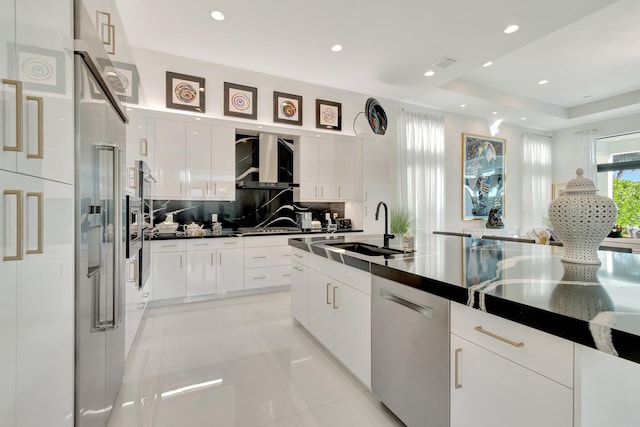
[137,161,155,289]
[126,194,142,259]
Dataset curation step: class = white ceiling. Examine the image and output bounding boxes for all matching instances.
[115,0,640,131]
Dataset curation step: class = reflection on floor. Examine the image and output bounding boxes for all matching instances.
[108,291,404,427]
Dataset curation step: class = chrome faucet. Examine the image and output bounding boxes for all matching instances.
[375,201,395,247]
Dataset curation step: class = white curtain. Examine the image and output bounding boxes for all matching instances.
[578,129,598,183]
[521,132,552,229]
[397,109,445,234]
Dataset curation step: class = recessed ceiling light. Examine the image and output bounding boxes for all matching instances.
[460,104,466,108]
[424,70,435,77]
[521,117,527,120]
[331,44,343,52]
[584,94,592,99]
[211,10,225,21]
[538,80,549,85]
[504,24,519,34]
[195,117,201,121]
[492,111,498,115]
[482,61,493,67]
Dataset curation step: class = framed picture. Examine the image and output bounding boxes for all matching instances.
[166,71,205,112]
[552,183,567,200]
[224,82,257,119]
[316,99,342,131]
[8,44,65,94]
[273,91,302,126]
[462,133,506,220]
[97,59,139,104]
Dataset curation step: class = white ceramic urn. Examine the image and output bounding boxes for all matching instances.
[548,168,617,265]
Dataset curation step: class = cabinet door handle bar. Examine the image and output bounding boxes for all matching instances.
[474,326,524,348]
[454,348,462,389]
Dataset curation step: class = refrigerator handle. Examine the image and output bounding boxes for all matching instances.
[112,145,123,326]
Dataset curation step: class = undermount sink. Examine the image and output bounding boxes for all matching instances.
[324,242,406,257]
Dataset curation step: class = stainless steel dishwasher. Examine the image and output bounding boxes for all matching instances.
[372,276,450,427]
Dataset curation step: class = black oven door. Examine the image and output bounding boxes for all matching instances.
[126,195,142,259]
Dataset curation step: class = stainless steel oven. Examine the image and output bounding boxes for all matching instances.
[137,161,155,289]
[126,194,142,259]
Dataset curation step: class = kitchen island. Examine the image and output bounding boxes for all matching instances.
[289,233,640,427]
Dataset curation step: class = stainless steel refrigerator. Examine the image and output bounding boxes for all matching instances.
[74,4,129,426]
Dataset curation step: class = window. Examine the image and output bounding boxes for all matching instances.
[596,132,640,236]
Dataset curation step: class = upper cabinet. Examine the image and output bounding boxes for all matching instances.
[154,118,185,198]
[295,135,355,202]
[1,0,73,184]
[125,112,154,190]
[152,116,235,200]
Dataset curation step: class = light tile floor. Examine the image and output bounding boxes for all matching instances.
[108,291,404,427]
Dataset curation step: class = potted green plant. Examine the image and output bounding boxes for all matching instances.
[390,208,415,250]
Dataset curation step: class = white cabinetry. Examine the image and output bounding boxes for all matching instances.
[1,1,74,423]
[154,119,185,198]
[153,118,235,200]
[186,241,217,296]
[450,302,573,427]
[210,125,236,200]
[124,253,150,358]
[153,238,245,300]
[295,136,355,201]
[244,243,292,290]
[574,343,640,427]
[306,254,371,387]
[125,112,154,190]
[153,240,187,300]
[1,171,74,426]
[290,248,309,327]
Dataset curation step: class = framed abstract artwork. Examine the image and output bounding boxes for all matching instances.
[9,44,66,94]
[462,133,506,220]
[224,82,257,119]
[166,71,205,112]
[316,99,342,131]
[273,91,302,126]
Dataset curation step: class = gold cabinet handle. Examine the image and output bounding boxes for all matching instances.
[2,79,23,152]
[294,266,304,272]
[211,252,214,266]
[474,326,525,348]
[454,348,462,389]
[253,256,266,259]
[333,286,338,309]
[26,96,43,159]
[326,283,332,304]
[140,138,148,157]
[3,190,24,261]
[26,192,43,254]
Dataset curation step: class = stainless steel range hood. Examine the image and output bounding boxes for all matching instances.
[236,133,298,189]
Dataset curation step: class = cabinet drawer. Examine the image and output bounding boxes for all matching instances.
[291,248,309,265]
[244,246,292,268]
[451,302,573,387]
[153,240,186,253]
[186,237,243,251]
[244,265,292,289]
[243,235,292,248]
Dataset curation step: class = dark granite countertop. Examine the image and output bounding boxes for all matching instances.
[289,233,640,364]
[149,229,363,241]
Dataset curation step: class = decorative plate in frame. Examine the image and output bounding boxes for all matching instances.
[224,82,257,119]
[166,71,205,112]
[273,91,302,126]
[9,44,66,94]
[316,99,342,131]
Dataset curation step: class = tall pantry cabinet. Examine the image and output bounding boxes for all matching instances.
[1,1,74,426]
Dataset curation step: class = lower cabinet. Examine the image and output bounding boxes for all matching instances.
[290,248,309,327]
[124,253,150,358]
[450,302,573,427]
[243,238,293,289]
[217,247,244,293]
[306,256,371,388]
[154,248,186,300]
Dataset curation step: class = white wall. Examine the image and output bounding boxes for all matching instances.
[130,47,544,233]
[552,112,640,184]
